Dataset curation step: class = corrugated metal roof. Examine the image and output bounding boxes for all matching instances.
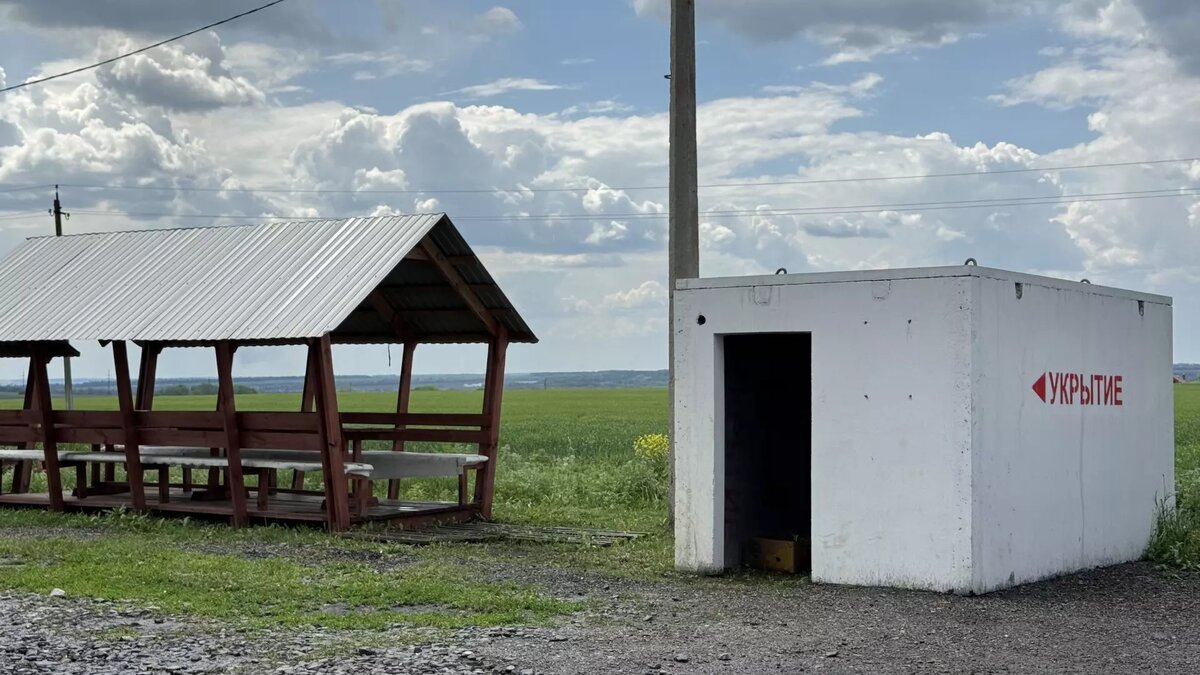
[0,214,536,345]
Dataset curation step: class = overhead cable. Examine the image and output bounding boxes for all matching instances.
[56,186,1200,224]
[0,0,289,94]
[1,156,1197,196]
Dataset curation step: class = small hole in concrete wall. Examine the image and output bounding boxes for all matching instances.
[1138,300,1145,317]
[1015,282,1023,300]
[863,320,869,325]
[697,315,707,325]
[908,395,913,400]
[864,394,869,400]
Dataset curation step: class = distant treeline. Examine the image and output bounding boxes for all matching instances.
[24,370,670,396]
[1176,364,1200,381]
[158,383,258,396]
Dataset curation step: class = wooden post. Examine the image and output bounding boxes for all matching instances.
[87,443,100,490]
[351,438,368,515]
[112,341,148,510]
[205,372,224,495]
[134,344,160,410]
[157,467,170,503]
[474,328,508,517]
[311,336,350,531]
[215,343,249,526]
[11,360,36,494]
[136,344,171,490]
[256,468,270,510]
[73,463,87,499]
[29,348,64,511]
[103,443,116,483]
[290,351,317,491]
[669,0,700,526]
[387,340,417,500]
[2,362,35,496]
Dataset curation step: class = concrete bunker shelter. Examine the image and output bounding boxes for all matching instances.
[673,265,1174,594]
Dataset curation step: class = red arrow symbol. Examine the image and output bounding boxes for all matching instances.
[1032,373,1047,402]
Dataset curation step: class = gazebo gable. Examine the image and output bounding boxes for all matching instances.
[332,218,536,346]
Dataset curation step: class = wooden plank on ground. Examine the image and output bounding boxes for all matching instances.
[342,522,646,547]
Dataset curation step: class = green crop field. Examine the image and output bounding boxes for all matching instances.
[4,385,1200,539]
[4,385,1200,537]
[1174,384,1200,481]
[1154,384,1200,567]
[0,388,672,532]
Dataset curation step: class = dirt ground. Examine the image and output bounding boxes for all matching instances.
[490,562,1200,674]
[5,530,1200,675]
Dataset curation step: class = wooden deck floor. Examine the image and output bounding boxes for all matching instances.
[0,489,476,528]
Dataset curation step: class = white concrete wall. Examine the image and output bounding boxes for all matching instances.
[674,266,1174,594]
[674,275,975,590]
[970,274,1174,593]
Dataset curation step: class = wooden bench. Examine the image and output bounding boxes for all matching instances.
[0,448,62,496]
[0,449,51,462]
[143,447,487,507]
[0,447,372,510]
[101,448,373,509]
[1,444,485,511]
[151,447,488,505]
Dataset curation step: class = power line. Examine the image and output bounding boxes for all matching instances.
[0,0,289,94]
[57,186,1200,224]
[4,156,1199,196]
[701,156,1200,190]
[584,186,1200,220]
[0,210,43,221]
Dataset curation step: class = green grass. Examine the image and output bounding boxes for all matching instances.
[0,532,579,630]
[0,388,670,629]
[1148,384,1200,568]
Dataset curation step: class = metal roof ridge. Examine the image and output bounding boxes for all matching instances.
[23,213,450,240]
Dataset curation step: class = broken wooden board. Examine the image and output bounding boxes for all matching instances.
[343,521,645,547]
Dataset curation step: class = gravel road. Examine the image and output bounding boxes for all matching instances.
[3,554,1199,674]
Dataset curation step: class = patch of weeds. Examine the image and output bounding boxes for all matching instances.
[0,535,581,630]
[0,509,101,531]
[408,532,676,582]
[1148,474,1200,570]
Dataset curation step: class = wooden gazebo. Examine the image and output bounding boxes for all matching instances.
[0,214,535,531]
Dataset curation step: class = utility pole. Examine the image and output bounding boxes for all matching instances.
[51,186,74,410]
[668,0,700,523]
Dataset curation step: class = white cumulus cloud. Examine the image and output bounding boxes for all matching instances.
[444,78,565,99]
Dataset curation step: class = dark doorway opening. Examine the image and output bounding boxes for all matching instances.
[722,333,812,570]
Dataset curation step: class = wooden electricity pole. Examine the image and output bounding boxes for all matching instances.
[668,0,699,523]
[51,186,74,410]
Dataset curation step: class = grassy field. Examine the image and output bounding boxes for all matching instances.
[1150,384,1200,567]
[0,385,1197,631]
[0,388,671,629]
[2,388,670,531]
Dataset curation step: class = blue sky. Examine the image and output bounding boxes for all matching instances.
[0,0,1199,381]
